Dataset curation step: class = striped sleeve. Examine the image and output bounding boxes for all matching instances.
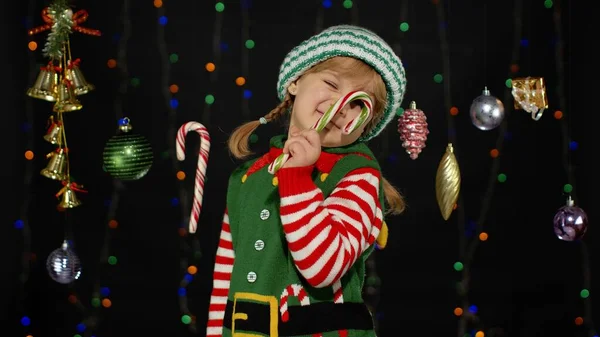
[206,210,234,337]
[275,166,383,288]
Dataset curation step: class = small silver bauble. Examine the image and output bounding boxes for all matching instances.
[469,87,505,131]
[46,240,82,284]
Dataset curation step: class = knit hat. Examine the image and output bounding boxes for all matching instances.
[277,25,406,141]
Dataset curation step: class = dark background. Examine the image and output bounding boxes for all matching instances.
[3,0,595,336]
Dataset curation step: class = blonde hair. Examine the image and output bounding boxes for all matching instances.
[227,57,404,214]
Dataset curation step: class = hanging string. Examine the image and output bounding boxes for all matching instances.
[350,0,359,24]
[203,3,224,124]
[379,0,409,161]
[63,1,131,334]
[60,41,74,242]
[483,0,487,83]
[16,0,39,334]
[433,5,470,334]
[435,0,456,145]
[451,0,523,335]
[57,18,89,333]
[552,0,594,334]
[314,0,324,33]
[155,1,204,333]
[240,0,251,118]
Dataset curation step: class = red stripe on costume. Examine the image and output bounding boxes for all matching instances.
[334,290,343,302]
[279,191,322,223]
[277,167,382,288]
[206,210,234,337]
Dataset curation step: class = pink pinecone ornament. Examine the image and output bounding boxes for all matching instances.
[397,101,429,159]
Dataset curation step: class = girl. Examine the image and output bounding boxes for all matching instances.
[207,25,406,337]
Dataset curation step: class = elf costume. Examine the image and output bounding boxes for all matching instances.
[207,25,406,337]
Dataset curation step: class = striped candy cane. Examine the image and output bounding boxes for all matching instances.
[268,91,373,174]
[332,280,348,337]
[176,121,211,233]
[279,283,348,337]
[280,284,310,323]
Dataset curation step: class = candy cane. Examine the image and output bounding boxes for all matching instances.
[268,91,373,174]
[332,280,348,337]
[280,284,310,322]
[176,122,211,233]
[332,280,344,303]
[279,283,348,337]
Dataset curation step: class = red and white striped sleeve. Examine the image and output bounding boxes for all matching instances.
[206,210,234,337]
[275,165,383,288]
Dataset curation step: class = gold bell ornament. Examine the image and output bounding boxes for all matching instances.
[435,143,461,220]
[56,182,86,209]
[26,63,60,102]
[65,59,95,96]
[53,79,83,113]
[41,147,68,181]
[44,116,63,145]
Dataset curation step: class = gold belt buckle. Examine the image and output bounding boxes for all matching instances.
[231,292,278,337]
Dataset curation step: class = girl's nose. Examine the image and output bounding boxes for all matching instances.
[339,101,361,117]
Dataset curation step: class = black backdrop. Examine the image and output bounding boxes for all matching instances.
[3,0,595,336]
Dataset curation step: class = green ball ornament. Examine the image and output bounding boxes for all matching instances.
[103,118,153,180]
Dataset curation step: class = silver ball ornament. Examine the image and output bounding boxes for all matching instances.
[469,87,505,130]
[46,240,82,284]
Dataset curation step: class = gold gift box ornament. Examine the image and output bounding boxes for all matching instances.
[511,77,548,120]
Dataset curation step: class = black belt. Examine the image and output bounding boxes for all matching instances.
[223,299,373,335]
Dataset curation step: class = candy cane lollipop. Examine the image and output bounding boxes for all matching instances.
[268,90,373,174]
[176,122,211,233]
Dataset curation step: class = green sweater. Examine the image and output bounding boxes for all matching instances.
[207,135,385,337]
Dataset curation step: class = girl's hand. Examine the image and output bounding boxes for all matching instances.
[282,125,321,168]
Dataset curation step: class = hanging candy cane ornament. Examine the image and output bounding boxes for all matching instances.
[176,122,211,233]
[268,91,373,174]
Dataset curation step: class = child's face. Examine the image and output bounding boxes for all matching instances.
[287,69,375,148]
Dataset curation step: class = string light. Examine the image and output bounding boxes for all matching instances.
[200,1,225,123]
[17,4,38,335]
[240,0,251,121]
[551,0,595,334]
[155,0,206,332]
[434,0,524,335]
[61,1,133,335]
[553,110,563,119]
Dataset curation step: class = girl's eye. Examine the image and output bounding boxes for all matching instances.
[324,80,337,89]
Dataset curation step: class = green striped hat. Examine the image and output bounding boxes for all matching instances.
[277,25,406,141]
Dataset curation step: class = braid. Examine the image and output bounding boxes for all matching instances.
[227,93,294,159]
[265,93,293,123]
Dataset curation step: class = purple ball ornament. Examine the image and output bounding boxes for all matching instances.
[553,196,588,241]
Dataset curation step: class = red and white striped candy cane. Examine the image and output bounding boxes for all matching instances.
[332,280,344,303]
[280,283,310,322]
[332,280,348,337]
[176,121,211,233]
[279,283,348,337]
